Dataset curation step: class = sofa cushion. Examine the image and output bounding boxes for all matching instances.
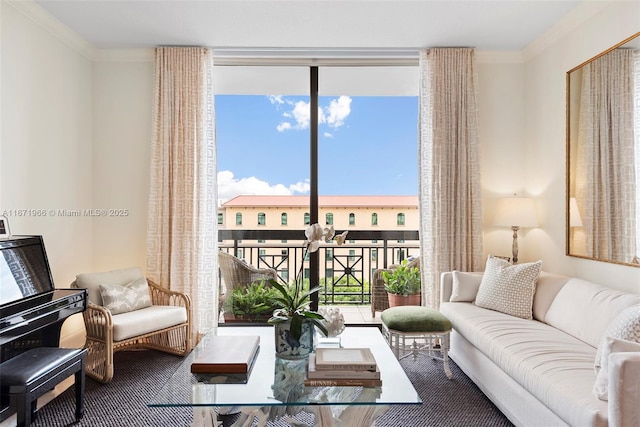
[75,267,144,306]
[594,305,640,372]
[111,305,187,342]
[99,277,152,315]
[474,256,542,319]
[544,279,640,348]
[450,271,483,302]
[441,302,607,427]
[593,337,640,401]
[532,272,570,321]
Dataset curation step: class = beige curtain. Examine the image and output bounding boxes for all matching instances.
[146,47,218,337]
[418,48,484,309]
[575,49,636,263]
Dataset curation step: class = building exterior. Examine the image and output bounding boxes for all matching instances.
[219,195,419,231]
[218,195,419,298]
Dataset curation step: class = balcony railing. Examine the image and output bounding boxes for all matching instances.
[218,229,419,305]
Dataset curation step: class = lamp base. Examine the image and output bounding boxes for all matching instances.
[511,226,520,264]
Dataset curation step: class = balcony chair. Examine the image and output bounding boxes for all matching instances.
[371,257,421,317]
[71,267,191,383]
[218,251,278,308]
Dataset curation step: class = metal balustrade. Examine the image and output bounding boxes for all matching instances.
[218,229,419,305]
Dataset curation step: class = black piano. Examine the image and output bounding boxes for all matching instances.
[0,236,87,421]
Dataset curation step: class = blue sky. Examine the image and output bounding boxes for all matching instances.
[215,95,419,202]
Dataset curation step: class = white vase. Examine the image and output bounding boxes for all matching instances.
[274,320,314,360]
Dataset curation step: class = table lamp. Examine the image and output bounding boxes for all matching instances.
[493,197,538,264]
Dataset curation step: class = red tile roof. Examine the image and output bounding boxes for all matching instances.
[222,195,418,208]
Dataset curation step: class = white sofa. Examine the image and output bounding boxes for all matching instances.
[440,271,640,427]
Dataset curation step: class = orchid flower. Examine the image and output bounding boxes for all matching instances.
[323,226,335,243]
[305,223,324,253]
[334,230,348,246]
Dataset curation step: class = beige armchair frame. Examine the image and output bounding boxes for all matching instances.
[371,257,421,317]
[72,279,191,383]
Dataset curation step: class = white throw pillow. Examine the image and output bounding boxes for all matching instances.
[594,305,640,373]
[450,271,482,302]
[99,277,152,315]
[593,337,640,400]
[474,256,542,319]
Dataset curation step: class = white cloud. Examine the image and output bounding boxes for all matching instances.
[217,170,310,204]
[276,122,292,132]
[268,95,285,105]
[291,100,312,129]
[324,132,333,138]
[325,96,352,128]
[270,96,352,132]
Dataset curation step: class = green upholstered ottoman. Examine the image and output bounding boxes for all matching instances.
[381,306,452,378]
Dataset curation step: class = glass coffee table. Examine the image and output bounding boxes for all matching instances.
[149,326,421,426]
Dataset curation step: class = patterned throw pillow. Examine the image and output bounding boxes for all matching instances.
[594,305,640,373]
[99,277,152,315]
[474,256,543,319]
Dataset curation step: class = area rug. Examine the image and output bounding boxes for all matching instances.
[29,350,512,427]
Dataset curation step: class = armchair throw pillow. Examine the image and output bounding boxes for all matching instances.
[99,277,152,315]
[474,256,542,319]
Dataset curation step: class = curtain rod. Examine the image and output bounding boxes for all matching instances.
[212,48,420,66]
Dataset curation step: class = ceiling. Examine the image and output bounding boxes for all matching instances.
[32,0,587,53]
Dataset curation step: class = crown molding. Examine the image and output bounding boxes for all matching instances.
[6,0,97,60]
[522,0,613,62]
[93,49,154,62]
[476,51,523,64]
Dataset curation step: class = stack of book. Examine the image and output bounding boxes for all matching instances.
[305,347,381,387]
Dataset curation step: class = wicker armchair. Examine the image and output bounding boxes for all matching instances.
[72,267,191,383]
[218,251,278,302]
[371,257,421,317]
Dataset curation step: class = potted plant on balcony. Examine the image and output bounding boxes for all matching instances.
[223,280,281,323]
[382,259,421,307]
[267,223,348,359]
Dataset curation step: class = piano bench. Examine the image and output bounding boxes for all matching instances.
[0,347,87,427]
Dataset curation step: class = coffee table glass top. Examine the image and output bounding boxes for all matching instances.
[149,326,421,408]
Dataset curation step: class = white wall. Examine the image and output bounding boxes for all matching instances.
[524,0,640,292]
[1,2,94,346]
[476,60,528,260]
[92,60,153,272]
[1,3,94,286]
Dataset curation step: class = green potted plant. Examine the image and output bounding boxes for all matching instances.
[223,281,281,323]
[382,259,421,307]
[267,223,348,359]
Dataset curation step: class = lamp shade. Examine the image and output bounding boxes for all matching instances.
[493,197,538,228]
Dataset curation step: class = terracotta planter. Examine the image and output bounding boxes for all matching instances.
[387,293,421,307]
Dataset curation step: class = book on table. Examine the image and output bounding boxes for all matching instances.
[304,377,383,387]
[190,335,260,375]
[306,349,382,387]
[307,354,380,380]
[313,347,377,371]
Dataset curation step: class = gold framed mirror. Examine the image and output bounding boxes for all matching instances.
[566,32,640,267]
